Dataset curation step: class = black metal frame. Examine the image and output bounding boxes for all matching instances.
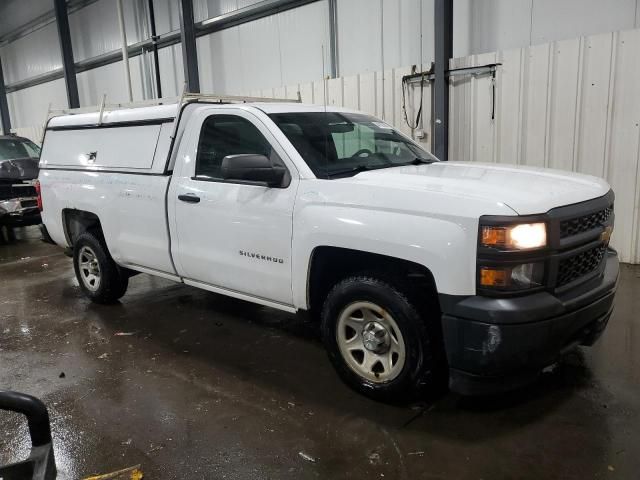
[179,0,200,93]
[147,0,163,98]
[328,0,339,78]
[53,0,80,108]
[0,391,56,480]
[0,56,11,134]
[433,0,453,161]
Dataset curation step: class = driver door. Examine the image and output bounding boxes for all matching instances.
[168,108,298,308]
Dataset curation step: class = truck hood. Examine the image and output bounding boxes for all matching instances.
[0,157,39,181]
[344,162,610,215]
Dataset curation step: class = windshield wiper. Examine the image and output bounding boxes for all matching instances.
[325,164,390,178]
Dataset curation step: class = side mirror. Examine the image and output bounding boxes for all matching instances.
[220,154,286,187]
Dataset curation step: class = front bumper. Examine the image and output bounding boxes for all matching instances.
[440,250,619,395]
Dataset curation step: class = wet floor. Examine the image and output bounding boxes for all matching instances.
[1,226,639,479]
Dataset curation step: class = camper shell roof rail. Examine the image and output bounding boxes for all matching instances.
[41,91,301,141]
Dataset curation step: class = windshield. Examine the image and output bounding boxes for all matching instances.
[268,112,437,178]
[0,138,41,161]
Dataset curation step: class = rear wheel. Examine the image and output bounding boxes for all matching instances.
[321,275,443,402]
[73,231,128,304]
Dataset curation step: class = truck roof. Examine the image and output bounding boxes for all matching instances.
[46,102,359,129]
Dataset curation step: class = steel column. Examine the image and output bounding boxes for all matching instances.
[53,0,80,108]
[179,0,200,93]
[434,0,453,161]
[328,0,339,78]
[0,58,11,134]
[148,0,163,98]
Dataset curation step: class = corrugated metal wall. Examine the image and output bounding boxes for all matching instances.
[448,28,640,263]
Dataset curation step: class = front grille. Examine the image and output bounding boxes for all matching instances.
[557,245,607,287]
[560,206,613,238]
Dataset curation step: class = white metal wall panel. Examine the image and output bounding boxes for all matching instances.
[606,28,640,267]
[211,0,243,17]
[0,23,61,84]
[298,82,313,103]
[197,2,330,95]
[546,38,581,172]
[449,56,472,162]
[457,0,532,58]
[238,15,282,91]
[342,74,360,110]
[151,0,180,35]
[70,0,149,62]
[278,2,331,87]
[6,79,67,129]
[454,0,640,57]
[531,0,637,45]
[157,44,185,97]
[575,32,614,178]
[77,57,147,105]
[521,43,550,168]
[337,0,381,76]
[338,0,434,77]
[449,27,640,263]
[327,77,343,106]
[0,0,52,38]
[197,27,244,94]
[495,48,524,165]
[382,0,433,72]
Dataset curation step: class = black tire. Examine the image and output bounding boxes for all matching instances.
[73,231,128,304]
[321,275,444,403]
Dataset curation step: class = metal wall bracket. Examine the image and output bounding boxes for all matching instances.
[403,63,502,85]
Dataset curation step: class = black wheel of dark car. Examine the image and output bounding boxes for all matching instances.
[73,231,128,304]
[321,275,443,403]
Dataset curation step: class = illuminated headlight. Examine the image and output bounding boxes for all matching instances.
[479,262,545,291]
[481,222,547,250]
[0,199,21,214]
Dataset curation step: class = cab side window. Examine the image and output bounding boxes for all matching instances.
[195,115,275,180]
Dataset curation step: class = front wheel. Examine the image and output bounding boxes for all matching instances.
[321,275,443,402]
[73,231,128,304]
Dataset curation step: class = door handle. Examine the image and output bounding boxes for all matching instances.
[178,193,201,204]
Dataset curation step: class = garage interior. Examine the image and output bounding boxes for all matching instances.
[1,1,640,479]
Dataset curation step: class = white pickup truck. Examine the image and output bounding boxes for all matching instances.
[38,95,618,400]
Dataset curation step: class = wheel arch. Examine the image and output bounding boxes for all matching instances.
[62,209,103,247]
[305,246,440,318]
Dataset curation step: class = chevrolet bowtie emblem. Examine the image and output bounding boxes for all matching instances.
[600,225,613,246]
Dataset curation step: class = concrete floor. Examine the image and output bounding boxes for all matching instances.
[1,227,639,479]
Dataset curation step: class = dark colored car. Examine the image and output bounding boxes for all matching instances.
[0,135,42,230]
